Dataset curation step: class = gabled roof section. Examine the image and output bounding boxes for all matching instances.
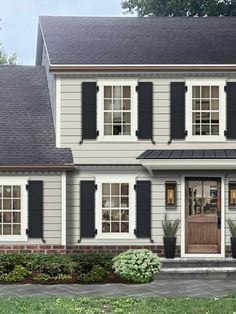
[38,16,236,66]
[0,65,73,167]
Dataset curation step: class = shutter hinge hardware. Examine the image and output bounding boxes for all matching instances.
[135,85,139,92]
[79,138,83,145]
[25,229,29,235]
[185,86,188,92]
[134,184,137,191]
[224,85,227,92]
[185,130,188,137]
[95,184,98,190]
[94,229,98,235]
[151,138,156,145]
[96,130,99,137]
[26,184,29,191]
[224,130,227,137]
[96,86,99,92]
[134,229,137,235]
[135,130,139,137]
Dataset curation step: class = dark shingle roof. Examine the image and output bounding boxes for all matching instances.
[0,65,73,165]
[137,150,236,159]
[38,16,236,65]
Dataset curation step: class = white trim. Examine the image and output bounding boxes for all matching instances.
[95,174,136,240]
[61,172,66,246]
[0,177,28,242]
[49,64,236,68]
[56,76,61,148]
[97,79,138,142]
[141,159,236,171]
[185,79,226,142]
[181,174,225,258]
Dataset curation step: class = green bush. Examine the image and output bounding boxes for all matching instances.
[28,254,74,276]
[112,249,161,283]
[71,253,115,273]
[0,265,30,282]
[78,265,108,283]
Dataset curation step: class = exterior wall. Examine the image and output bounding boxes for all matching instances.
[66,167,236,256]
[59,72,236,165]
[0,171,62,246]
[66,166,180,247]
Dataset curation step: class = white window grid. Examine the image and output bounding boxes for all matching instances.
[0,185,21,236]
[101,182,130,234]
[103,85,131,136]
[192,85,220,136]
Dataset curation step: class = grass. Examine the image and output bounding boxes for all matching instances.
[0,296,235,313]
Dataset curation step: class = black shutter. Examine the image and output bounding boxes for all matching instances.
[136,181,151,238]
[82,82,97,140]
[138,82,153,139]
[170,82,186,140]
[28,181,43,238]
[226,82,236,139]
[80,181,95,238]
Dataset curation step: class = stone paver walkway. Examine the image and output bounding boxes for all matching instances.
[0,279,235,298]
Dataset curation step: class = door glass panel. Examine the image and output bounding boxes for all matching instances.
[188,179,219,216]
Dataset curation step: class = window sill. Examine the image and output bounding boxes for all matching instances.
[0,236,27,242]
[95,234,136,240]
[97,136,137,143]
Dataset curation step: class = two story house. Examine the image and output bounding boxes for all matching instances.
[0,16,236,257]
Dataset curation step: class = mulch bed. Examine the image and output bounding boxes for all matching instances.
[0,272,139,285]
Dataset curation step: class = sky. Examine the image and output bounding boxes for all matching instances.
[0,0,127,65]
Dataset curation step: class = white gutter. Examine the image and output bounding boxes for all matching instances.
[49,64,236,72]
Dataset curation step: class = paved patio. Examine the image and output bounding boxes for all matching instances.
[0,279,235,298]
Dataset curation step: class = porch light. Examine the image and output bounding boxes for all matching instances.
[165,182,177,208]
[229,183,236,208]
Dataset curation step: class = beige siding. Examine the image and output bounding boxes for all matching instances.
[0,171,62,245]
[59,75,236,164]
[66,168,181,246]
[66,169,236,248]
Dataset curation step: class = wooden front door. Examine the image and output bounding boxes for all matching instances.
[185,178,221,254]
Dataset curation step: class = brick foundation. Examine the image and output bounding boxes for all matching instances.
[0,244,180,257]
[0,245,232,257]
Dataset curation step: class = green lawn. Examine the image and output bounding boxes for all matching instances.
[0,296,236,314]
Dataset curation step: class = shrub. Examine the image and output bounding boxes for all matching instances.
[0,265,30,282]
[71,253,115,273]
[26,254,75,276]
[112,249,161,283]
[78,265,108,283]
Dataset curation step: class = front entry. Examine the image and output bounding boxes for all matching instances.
[185,178,221,254]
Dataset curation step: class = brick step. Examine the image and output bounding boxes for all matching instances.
[158,267,236,279]
[160,258,236,269]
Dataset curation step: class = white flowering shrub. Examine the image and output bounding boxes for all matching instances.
[112,249,161,283]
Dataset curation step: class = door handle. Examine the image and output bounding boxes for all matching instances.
[217,209,221,229]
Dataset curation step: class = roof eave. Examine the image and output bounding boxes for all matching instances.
[49,64,236,73]
[140,159,236,171]
[0,164,75,170]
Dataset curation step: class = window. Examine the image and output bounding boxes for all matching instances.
[187,179,220,216]
[165,182,177,208]
[229,183,236,208]
[97,80,137,141]
[0,179,27,241]
[96,176,135,238]
[186,80,226,141]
